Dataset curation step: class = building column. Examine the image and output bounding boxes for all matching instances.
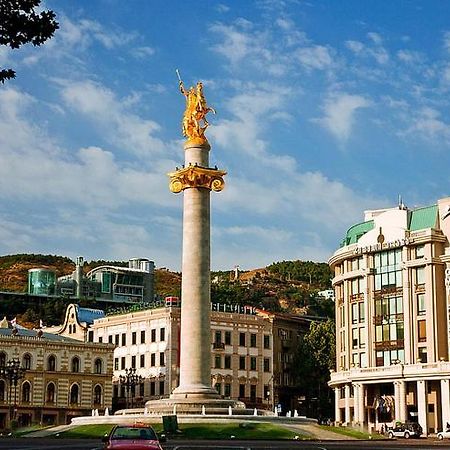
[441,379,450,429]
[344,384,351,425]
[417,380,428,436]
[357,383,365,425]
[353,383,359,425]
[334,387,342,424]
[399,380,407,423]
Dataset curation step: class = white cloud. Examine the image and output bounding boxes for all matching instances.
[131,46,155,59]
[397,49,423,64]
[346,40,364,54]
[295,45,334,70]
[345,34,389,64]
[405,107,450,142]
[314,93,371,142]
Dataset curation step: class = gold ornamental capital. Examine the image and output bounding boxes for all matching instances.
[168,165,227,193]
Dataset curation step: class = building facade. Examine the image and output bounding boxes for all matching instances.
[92,302,275,411]
[0,318,114,430]
[329,197,450,435]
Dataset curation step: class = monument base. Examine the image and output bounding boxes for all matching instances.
[144,396,247,415]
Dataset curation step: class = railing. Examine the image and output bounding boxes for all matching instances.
[212,342,225,350]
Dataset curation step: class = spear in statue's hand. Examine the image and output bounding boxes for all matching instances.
[176,69,182,84]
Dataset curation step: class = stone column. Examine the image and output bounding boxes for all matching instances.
[394,381,401,422]
[417,380,427,436]
[358,384,365,425]
[353,384,359,425]
[334,387,342,424]
[441,379,450,429]
[344,384,351,424]
[171,142,218,399]
[398,380,407,423]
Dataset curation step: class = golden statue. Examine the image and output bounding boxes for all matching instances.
[177,70,215,144]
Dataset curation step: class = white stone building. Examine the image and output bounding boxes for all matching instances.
[329,197,450,435]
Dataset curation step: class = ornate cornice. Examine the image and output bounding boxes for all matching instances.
[168,165,227,193]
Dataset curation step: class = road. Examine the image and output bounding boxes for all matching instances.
[1,438,450,450]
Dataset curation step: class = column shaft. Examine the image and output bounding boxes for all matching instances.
[344,384,351,424]
[334,387,342,424]
[441,379,450,429]
[417,380,427,436]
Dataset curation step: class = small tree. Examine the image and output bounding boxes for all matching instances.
[0,0,58,82]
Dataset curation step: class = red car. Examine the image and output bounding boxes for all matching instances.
[102,424,163,450]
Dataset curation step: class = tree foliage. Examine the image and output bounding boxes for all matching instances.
[0,0,58,82]
[293,319,336,419]
[267,260,332,287]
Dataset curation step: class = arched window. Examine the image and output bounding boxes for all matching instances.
[47,355,56,372]
[22,381,31,403]
[46,382,55,404]
[73,325,77,333]
[93,385,102,405]
[0,380,5,402]
[71,356,80,373]
[23,354,32,370]
[0,352,6,367]
[70,384,79,405]
[94,358,103,374]
[68,324,72,334]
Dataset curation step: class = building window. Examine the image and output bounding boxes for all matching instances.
[22,382,31,403]
[374,249,403,290]
[250,356,257,371]
[224,383,231,398]
[98,336,103,343]
[121,333,126,346]
[0,380,5,402]
[359,352,367,368]
[131,355,136,369]
[250,384,256,401]
[114,358,119,370]
[350,277,365,296]
[47,355,56,372]
[140,355,145,368]
[418,347,427,363]
[94,385,102,405]
[225,331,232,345]
[151,353,156,367]
[23,354,32,370]
[159,381,165,396]
[418,320,427,343]
[160,352,165,366]
[108,335,113,344]
[224,355,231,369]
[416,266,425,285]
[352,328,358,349]
[70,384,79,404]
[263,335,270,349]
[132,332,137,345]
[71,357,80,373]
[215,383,221,395]
[115,335,119,346]
[250,333,257,347]
[417,293,426,315]
[239,356,246,370]
[239,332,246,346]
[94,358,103,374]
[121,357,125,370]
[239,384,245,398]
[359,328,365,348]
[46,382,55,404]
[358,302,365,323]
[351,303,358,324]
[215,331,222,344]
[140,330,146,344]
[263,358,270,372]
[160,328,166,341]
[214,355,221,369]
[415,245,425,259]
[151,329,156,342]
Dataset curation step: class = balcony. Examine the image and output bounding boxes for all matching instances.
[212,342,225,350]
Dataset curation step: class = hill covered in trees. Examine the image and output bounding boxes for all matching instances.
[0,254,333,324]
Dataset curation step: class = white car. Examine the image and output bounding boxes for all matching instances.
[437,429,450,440]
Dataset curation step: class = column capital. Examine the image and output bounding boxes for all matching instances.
[168,165,227,193]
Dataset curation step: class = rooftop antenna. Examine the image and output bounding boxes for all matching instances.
[398,194,407,210]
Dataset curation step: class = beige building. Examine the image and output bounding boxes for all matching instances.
[0,318,114,430]
[92,302,275,411]
[329,197,450,435]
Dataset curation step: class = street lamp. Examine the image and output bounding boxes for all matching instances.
[0,358,26,427]
[119,368,143,409]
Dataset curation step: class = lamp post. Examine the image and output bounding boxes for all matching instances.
[0,358,26,428]
[119,368,143,409]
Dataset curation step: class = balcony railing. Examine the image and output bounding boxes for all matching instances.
[212,342,225,350]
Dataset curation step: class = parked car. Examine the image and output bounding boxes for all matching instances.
[387,422,423,439]
[102,424,163,450]
[437,426,450,440]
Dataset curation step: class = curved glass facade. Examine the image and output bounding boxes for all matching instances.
[28,269,56,295]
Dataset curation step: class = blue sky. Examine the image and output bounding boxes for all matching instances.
[1,0,450,270]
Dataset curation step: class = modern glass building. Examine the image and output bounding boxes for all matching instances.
[28,269,56,295]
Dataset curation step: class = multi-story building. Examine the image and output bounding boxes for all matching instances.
[0,317,114,430]
[329,197,450,435]
[92,302,274,411]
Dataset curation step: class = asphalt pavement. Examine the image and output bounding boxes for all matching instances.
[1,438,450,450]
